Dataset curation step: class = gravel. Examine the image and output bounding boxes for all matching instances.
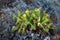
[0,0,60,40]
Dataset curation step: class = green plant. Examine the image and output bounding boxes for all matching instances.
[12,8,56,34]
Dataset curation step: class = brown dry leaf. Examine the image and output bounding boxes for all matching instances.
[52,35,60,40]
[0,11,3,16]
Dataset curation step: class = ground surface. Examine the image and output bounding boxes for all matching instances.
[0,0,60,40]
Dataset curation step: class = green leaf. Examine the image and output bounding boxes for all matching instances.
[43,28,49,33]
[48,23,52,28]
[11,26,18,32]
[31,25,36,30]
[50,25,56,30]
[30,17,34,23]
[18,29,21,33]
[34,8,40,15]
[16,17,21,24]
[41,19,49,24]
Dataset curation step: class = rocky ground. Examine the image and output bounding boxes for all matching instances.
[0,0,60,40]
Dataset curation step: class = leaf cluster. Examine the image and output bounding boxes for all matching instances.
[12,8,56,34]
